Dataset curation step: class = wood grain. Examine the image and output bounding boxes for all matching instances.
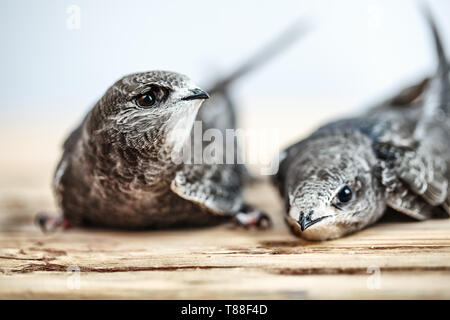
[1,179,449,299]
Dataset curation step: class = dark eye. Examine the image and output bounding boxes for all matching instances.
[337,185,353,203]
[136,92,155,108]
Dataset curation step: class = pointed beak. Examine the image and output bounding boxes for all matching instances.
[298,212,329,231]
[181,88,210,101]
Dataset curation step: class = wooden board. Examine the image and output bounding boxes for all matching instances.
[1,180,450,300]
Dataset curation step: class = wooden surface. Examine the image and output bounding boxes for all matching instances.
[1,180,450,300]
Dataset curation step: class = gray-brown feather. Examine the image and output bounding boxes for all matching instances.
[53,71,240,229]
[274,11,450,240]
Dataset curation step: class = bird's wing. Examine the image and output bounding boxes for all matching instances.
[207,18,309,95]
[376,140,448,219]
[170,163,244,215]
[389,78,430,106]
[376,7,450,219]
[364,77,430,118]
[173,72,246,216]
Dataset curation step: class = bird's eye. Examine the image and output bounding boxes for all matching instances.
[135,86,168,108]
[136,92,156,108]
[337,185,353,203]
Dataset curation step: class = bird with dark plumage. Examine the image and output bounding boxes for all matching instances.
[47,70,264,230]
[43,19,308,231]
[274,9,450,240]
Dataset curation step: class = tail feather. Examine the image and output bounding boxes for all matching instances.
[422,6,449,75]
[415,5,450,140]
[421,6,450,116]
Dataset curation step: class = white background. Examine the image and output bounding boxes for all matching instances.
[0,0,449,144]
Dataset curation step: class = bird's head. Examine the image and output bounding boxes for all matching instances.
[284,131,386,240]
[88,70,209,153]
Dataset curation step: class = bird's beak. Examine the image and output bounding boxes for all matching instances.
[181,88,210,101]
[298,212,329,231]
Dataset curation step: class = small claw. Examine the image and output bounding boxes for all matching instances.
[233,209,272,229]
[35,212,71,233]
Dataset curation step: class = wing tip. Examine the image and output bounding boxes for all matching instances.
[419,3,449,73]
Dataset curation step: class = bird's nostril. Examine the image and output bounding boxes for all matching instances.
[301,212,313,223]
[298,213,309,231]
[298,211,328,231]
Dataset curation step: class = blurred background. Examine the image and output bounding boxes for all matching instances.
[0,0,449,213]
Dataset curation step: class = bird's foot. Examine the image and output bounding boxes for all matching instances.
[35,212,72,233]
[232,206,272,229]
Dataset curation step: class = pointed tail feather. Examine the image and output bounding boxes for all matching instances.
[422,6,449,75]
[421,6,450,116]
[414,6,450,140]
